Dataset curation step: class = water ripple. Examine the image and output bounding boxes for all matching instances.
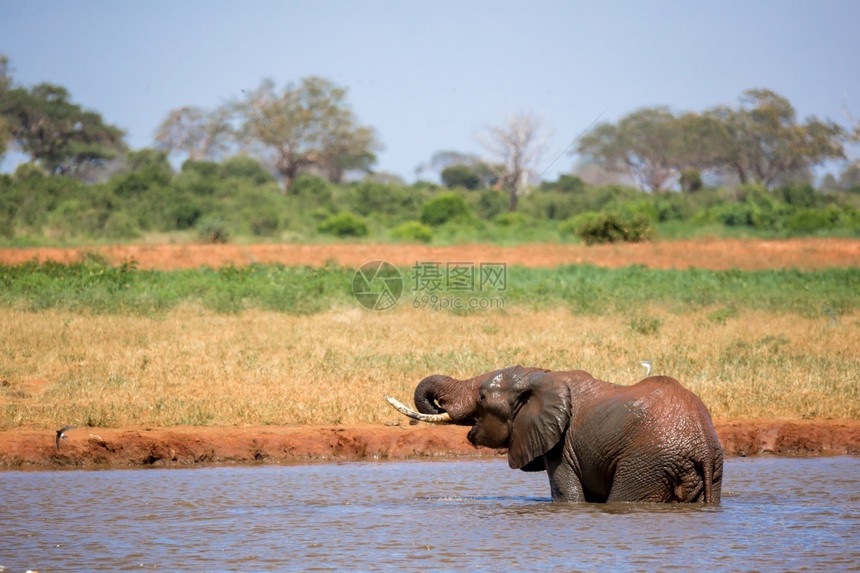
[1,457,858,571]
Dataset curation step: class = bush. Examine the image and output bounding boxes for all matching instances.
[196,216,230,243]
[493,212,531,227]
[680,169,703,192]
[391,221,433,243]
[472,188,508,219]
[441,165,481,190]
[103,211,142,240]
[572,212,653,245]
[353,181,421,217]
[539,174,586,194]
[13,163,47,182]
[420,192,472,226]
[558,216,583,236]
[784,206,842,233]
[181,159,220,178]
[241,206,282,237]
[775,182,818,208]
[167,196,205,230]
[307,207,335,222]
[696,187,790,230]
[220,156,275,184]
[290,175,333,203]
[629,314,662,335]
[317,212,369,237]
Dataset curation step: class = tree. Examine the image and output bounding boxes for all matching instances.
[417,150,478,176]
[154,105,233,162]
[480,112,546,211]
[419,150,501,188]
[0,55,11,159]
[441,164,481,189]
[236,76,379,194]
[0,55,10,94]
[577,107,685,192]
[1,82,126,177]
[706,89,844,187]
[576,90,846,191]
[836,160,860,191]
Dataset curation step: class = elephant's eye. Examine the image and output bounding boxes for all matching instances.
[479,392,486,402]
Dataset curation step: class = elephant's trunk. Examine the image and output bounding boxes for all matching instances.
[414,374,451,415]
[412,373,483,425]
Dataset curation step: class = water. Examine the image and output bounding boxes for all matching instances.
[1,457,858,572]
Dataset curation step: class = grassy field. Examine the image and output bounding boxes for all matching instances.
[2,258,857,316]
[1,302,857,430]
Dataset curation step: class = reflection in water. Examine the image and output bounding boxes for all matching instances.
[1,457,858,571]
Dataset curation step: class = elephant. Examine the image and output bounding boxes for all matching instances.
[385,365,723,503]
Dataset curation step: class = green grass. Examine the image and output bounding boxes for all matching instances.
[0,258,857,318]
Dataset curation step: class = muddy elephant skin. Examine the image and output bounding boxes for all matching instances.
[411,365,723,503]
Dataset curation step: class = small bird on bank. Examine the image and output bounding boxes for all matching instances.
[638,360,652,377]
[55,426,75,450]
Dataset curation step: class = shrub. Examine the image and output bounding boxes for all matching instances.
[307,207,334,222]
[167,196,205,230]
[558,216,582,236]
[290,175,333,203]
[680,169,703,192]
[391,221,433,243]
[539,174,586,194]
[571,212,653,245]
[629,314,662,335]
[353,181,421,217]
[196,216,230,244]
[575,212,628,244]
[220,156,275,184]
[13,163,47,182]
[708,305,739,324]
[181,159,220,178]
[493,212,531,227]
[242,206,281,237]
[774,182,818,208]
[420,192,472,226]
[317,212,369,237]
[103,211,141,240]
[441,164,481,190]
[784,206,841,234]
[521,191,582,220]
[473,188,508,219]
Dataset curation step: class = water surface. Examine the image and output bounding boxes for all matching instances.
[1,457,858,571]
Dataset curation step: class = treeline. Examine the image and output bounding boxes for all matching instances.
[1,149,857,245]
[576,89,851,192]
[1,54,859,245]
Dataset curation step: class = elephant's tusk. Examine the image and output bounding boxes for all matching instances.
[384,395,452,424]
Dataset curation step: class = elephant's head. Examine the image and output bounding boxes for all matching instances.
[387,365,571,470]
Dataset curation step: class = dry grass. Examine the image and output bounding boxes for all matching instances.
[1,304,857,429]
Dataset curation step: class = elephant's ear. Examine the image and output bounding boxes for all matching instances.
[508,372,571,470]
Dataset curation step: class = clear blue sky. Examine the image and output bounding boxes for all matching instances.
[2,0,859,181]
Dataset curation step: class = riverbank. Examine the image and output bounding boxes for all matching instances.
[1,419,858,470]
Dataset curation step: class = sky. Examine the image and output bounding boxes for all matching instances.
[2,0,859,182]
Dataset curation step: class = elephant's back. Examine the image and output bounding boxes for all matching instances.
[632,376,716,421]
